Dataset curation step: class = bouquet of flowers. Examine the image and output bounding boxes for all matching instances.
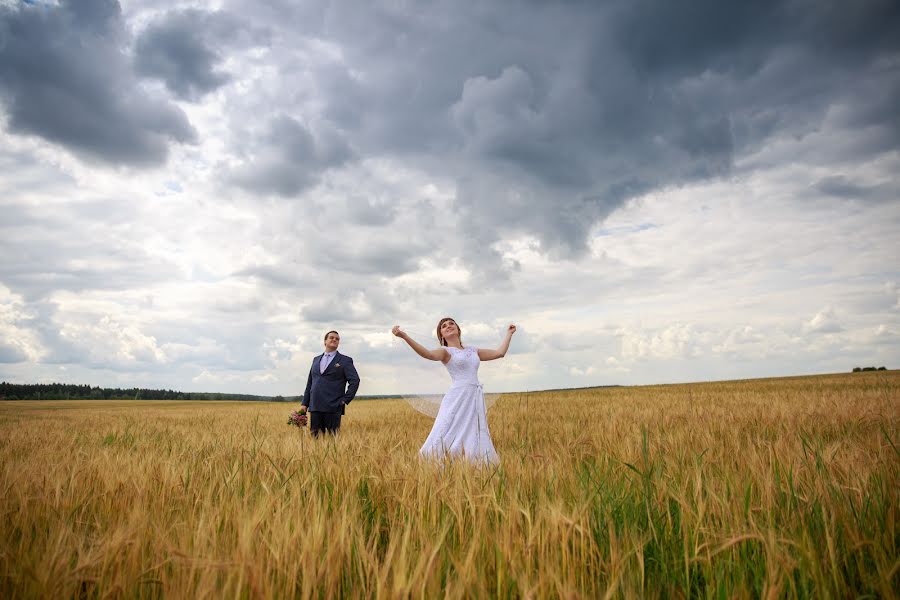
[287,406,308,428]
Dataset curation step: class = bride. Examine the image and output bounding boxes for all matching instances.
[391,318,516,464]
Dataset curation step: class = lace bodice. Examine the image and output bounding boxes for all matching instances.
[444,346,480,387]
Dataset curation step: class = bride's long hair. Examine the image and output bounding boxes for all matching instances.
[436,317,462,347]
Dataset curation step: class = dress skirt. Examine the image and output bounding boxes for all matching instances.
[419,383,499,464]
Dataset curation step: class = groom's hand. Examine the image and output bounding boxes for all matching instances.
[391,325,403,336]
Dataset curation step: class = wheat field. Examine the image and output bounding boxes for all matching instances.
[1,371,897,598]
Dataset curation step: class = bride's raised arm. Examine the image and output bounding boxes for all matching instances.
[392,325,450,362]
[478,324,517,361]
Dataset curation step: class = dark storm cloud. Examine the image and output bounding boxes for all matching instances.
[230,115,354,197]
[444,0,896,257]
[135,10,230,100]
[232,0,899,271]
[0,0,196,166]
[134,9,268,101]
[812,175,896,202]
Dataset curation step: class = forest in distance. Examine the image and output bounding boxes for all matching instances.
[0,382,293,402]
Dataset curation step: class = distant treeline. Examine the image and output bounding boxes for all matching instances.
[0,382,300,402]
[852,366,887,372]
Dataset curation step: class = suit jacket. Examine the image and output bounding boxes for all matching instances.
[302,351,360,414]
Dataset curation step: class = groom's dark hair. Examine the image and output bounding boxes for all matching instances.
[324,330,340,341]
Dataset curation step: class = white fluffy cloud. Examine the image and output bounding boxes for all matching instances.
[0,285,44,363]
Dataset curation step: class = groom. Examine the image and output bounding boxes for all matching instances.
[302,330,360,437]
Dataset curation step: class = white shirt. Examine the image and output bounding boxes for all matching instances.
[320,351,336,373]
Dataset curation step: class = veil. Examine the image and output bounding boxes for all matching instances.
[403,392,501,418]
[391,329,500,418]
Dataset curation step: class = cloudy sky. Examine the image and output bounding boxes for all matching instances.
[1,0,898,396]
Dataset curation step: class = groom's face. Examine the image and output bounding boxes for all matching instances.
[324,332,340,352]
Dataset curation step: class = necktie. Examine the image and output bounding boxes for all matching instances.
[320,353,331,373]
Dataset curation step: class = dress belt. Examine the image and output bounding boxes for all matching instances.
[448,382,483,391]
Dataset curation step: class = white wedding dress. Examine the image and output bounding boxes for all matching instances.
[419,346,499,464]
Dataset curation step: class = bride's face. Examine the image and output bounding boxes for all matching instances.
[440,319,459,339]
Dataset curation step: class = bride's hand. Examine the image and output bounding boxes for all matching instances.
[391,325,403,337]
[508,324,517,335]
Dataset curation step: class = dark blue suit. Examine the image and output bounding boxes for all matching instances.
[302,351,360,418]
